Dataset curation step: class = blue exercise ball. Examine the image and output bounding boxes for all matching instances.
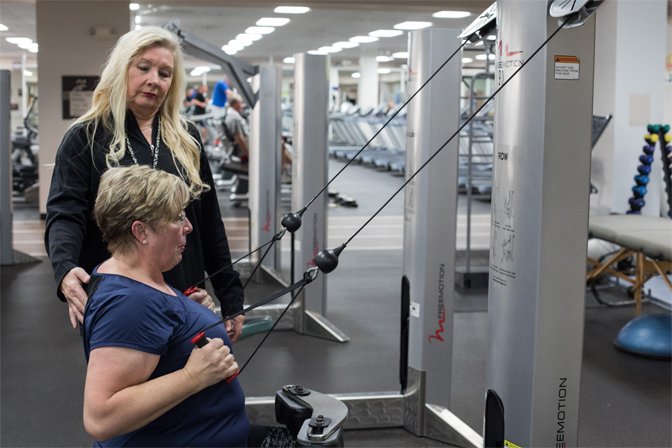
[614,314,672,360]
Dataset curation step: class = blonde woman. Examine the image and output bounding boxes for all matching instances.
[45,26,245,341]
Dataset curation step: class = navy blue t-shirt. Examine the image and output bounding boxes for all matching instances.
[83,271,249,447]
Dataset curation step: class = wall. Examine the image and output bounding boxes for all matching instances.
[591,0,669,216]
[36,0,129,215]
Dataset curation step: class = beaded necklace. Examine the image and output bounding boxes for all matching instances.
[125,116,161,169]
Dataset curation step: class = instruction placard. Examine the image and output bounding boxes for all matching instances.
[554,55,580,80]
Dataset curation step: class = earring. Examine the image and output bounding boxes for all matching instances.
[142,240,148,245]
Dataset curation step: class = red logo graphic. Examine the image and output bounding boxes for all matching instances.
[499,40,524,57]
[428,307,446,343]
[262,207,271,232]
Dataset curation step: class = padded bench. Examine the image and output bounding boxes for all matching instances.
[586,214,672,314]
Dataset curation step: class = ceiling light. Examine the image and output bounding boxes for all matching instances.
[393,21,432,30]
[274,6,309,14]
[23,70,33,77]
[376,55,394,62]
[236,34,256,44]
[190,66,211,76]
[393,51,408,59]
[461,57,474,64]
[352,72,361,79]
[349,35,379,44]
[333,41,359,49]
[229,39,250,48]
[475,54,495,61]
[377,68,391,74]
[486,35,497,41]
[432,11,471,19]
[222,45,238,55]
[307,49,329,55]
[245,26,275,35]
[369,29,403,38]
[129,3,140,11]
[240,33,262,41]
[274,6,310,14]
[0,24,9,32]
[27,44,38,53]
[6,37,33,45]
[257,17,290,27]
[134,16,142,24]
[283,56,296,64]
[318,46,342,53]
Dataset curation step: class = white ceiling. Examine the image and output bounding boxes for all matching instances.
[0,0,494,73]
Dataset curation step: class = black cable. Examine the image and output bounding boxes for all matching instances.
[302,39,469,212]
[343,15,574,248]
[238,286,303,374]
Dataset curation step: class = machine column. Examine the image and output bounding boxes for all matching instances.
[249,64,281,272]
[487,1,596,446]
[292,53,347,342]
[403,28,479,447]
[1,70,12,264]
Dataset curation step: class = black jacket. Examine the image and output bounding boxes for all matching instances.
[44,112,244,316]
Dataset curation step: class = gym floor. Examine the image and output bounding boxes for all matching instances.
[2,160,670,447]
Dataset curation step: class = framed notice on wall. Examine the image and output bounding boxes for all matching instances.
[62,76,99,119]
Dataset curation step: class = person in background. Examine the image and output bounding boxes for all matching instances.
[44,26,245,341]
[182,86,195,111]
[84,165,293,447]
[210,76,230,117]
[222,93,249,162]
[188,83,208,116]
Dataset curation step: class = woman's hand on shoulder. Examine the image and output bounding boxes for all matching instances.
[61,267,91,328]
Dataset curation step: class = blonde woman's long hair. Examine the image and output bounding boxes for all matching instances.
[73,26,206,198]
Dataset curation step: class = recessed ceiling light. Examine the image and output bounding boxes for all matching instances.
[461,57,474,64]
[433,11,471,19]
[190,66,211,76]
[318,46,342,53]
[0,24,8,32]
[352,72,361,79]
[475,54,495,61]
[222,45,238,55]
[333,41,359,49]
[134,16,142,24]
[376,55,394,62]
[283,56,296,64]
[369,29,403,38]
[226,41,246,51]
[238,33,262,42]
[23,70,33,77]
[257,17,290,27]
[393,51,408,59]
[6,37,33,45]
[377,68,391,74]
[245,26,275,35]
[393,21,432,31]
[349,35,379,44]
[308,49,329,55]
[274,6,310,14]
[129,3,140,11]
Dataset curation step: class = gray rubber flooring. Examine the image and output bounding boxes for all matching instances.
[2,161,671,447]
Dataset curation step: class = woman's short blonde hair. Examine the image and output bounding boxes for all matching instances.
[94,165,189,254]
[74,26,207,198]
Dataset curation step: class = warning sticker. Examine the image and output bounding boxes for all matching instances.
[504,440,523,448]
[554,55,580,80]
